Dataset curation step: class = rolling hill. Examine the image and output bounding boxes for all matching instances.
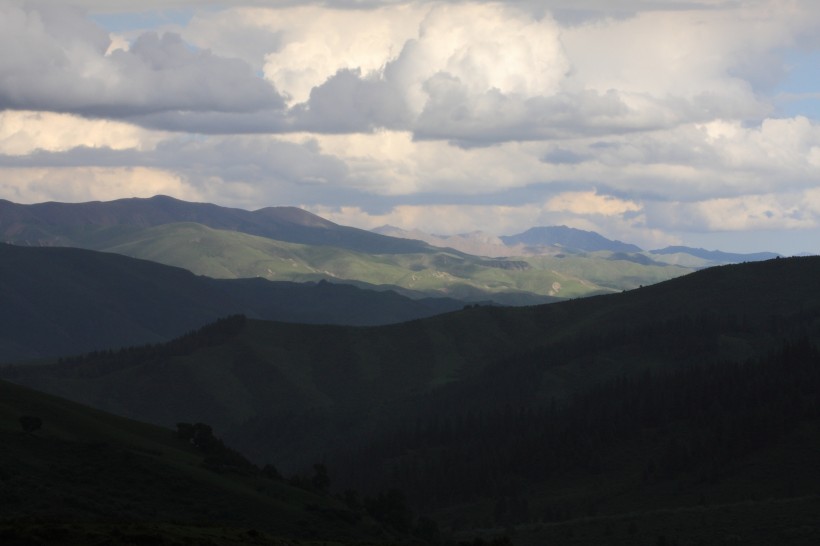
[0,243,463,363]
[5,257,820,543]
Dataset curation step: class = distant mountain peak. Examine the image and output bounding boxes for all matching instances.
[501,225,642,253]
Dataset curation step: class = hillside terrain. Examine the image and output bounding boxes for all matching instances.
[0,196,706,304]
[98,222,686,302]
[5,257,820,544]
[0,243,462,363]
[0,378,399,545]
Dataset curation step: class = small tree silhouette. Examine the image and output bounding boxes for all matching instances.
[19,415,42,434]
[311,463,330,493]
[261,463,282,481]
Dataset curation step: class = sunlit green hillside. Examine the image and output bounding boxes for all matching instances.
[101,222,691,302]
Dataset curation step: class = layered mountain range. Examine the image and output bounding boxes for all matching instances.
[2,195,815,545]
[1,196,780,304]
[0,195,786,363]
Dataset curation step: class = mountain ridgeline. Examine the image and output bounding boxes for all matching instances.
[500,225,642,253]
[0,196,782,310]
[0,195,811,544]
[4,257,820,544]
[0,195,433,254]
[0,243,463,363]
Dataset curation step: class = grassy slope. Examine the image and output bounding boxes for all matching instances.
[0,380,392,545]
[101,222,690,301]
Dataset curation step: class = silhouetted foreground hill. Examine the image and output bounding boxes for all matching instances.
[0,243,462,362]
[0,379,396,545]
[5,257,820,544]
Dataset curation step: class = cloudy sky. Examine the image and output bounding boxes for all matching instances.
[1,0,819,254]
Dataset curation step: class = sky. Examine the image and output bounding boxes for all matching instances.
[1,1,819,254]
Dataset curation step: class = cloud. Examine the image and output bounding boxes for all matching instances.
[0,3,284,118]
[261,4,422,105]
[3,0,820,255]
[0,134,352,208]
[255,1,813,144]
[645,191,819,233]
[292,69,412,132]
[544,191,641,216]
[3,1,814,143]
[182,8,285,72]
[0,166,194,204]
[299,131,551,197]
[0,110,165,155]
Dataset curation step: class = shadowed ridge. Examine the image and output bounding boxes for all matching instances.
[6,256,819,462]
[0,378,391,544]
[0,242,463,363]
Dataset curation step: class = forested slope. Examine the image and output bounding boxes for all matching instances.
[4,257,820,543]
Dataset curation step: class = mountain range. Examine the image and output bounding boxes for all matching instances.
[374,223,782,265]
[2,195,814,544]
[2,195,782,311]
